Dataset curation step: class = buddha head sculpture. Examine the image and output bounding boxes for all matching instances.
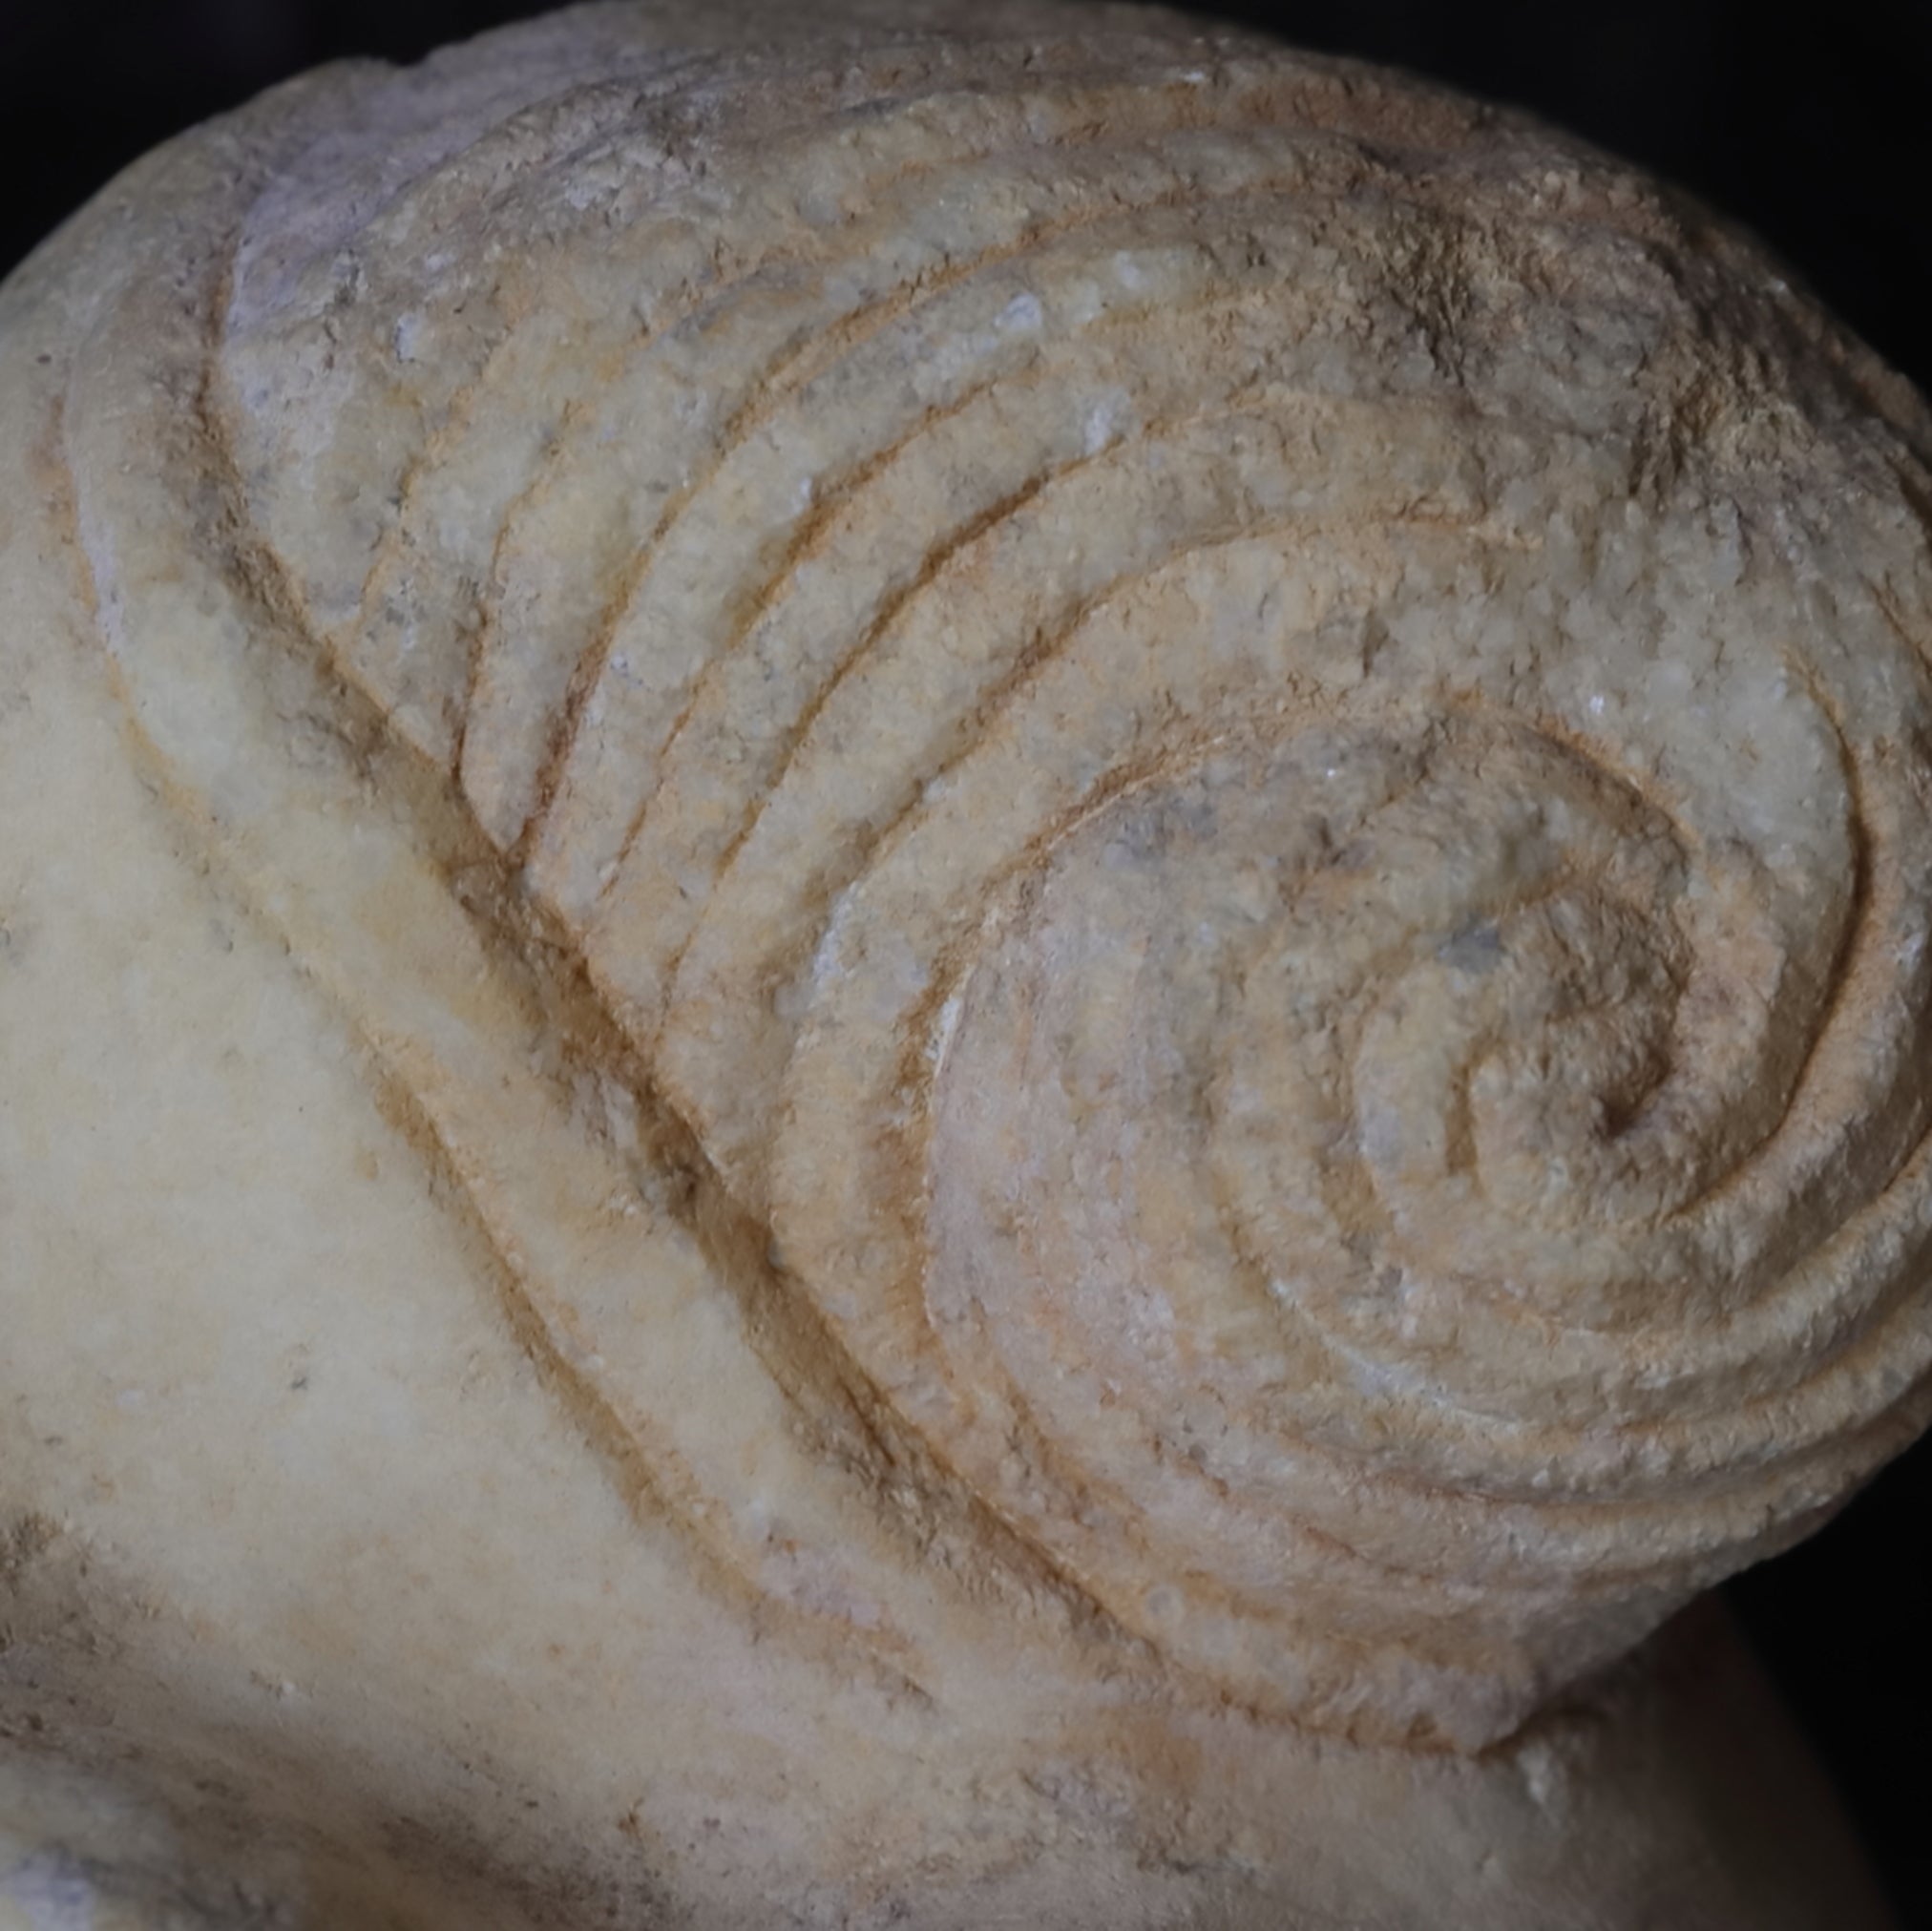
[1,3,1927,1925]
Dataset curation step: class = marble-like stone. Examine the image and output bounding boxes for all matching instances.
[3,4,1928,1923]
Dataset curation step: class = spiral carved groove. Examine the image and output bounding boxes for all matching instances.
[55,0,1932,1748]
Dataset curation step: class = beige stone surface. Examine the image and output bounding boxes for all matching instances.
[2,2,1929,1923]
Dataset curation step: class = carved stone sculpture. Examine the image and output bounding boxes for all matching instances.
[3,2,1928,1923]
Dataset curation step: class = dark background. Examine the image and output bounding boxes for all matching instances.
[2,0,1928,1919]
